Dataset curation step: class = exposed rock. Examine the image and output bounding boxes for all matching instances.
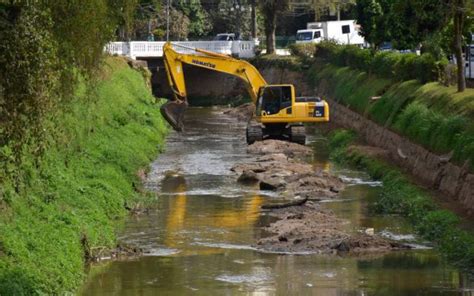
[232,152,344,198]
[237,170,259,184]
[260,177,286,190]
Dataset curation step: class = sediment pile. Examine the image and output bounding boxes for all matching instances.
[231,138,408,254]
[231,140,344,198]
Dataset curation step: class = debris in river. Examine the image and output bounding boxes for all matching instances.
[230,137,407,254]
[261,197,309,209]
[255,202,410,254]
[231,143,344,198]
[246,139,313,157]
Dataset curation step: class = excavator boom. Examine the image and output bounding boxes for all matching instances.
[161,42,266,131]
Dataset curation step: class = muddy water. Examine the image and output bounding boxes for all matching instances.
[82,108,474,295]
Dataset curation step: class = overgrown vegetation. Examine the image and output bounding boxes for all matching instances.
[0,3,170,294]
[0,58,167,294]
[328,129,474,269]
[250,54,303,71]
[0,2,120,187]
[293,42,448,83]
[291,42,474,171]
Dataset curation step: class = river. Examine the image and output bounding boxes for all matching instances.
[81,108,474,295]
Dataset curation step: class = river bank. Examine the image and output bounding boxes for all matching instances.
[0,57,168,294]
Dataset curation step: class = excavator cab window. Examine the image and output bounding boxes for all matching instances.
[257,86,292,115]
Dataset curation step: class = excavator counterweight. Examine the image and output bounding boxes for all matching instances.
[161,42,329,144]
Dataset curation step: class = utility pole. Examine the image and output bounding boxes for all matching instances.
[166,0,171,41]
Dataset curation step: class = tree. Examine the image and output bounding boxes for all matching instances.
[390,0,471,92]
[312,0,355,21]
[113,0,140,40]
[175,0,211,38]
[258,0,289,54]
[355,0,386,48]
[209,0,254,39]
[451,0,468,92]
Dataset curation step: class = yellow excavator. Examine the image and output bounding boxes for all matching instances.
[160,42,329,144]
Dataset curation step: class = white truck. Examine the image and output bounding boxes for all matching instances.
[296,20,365,46]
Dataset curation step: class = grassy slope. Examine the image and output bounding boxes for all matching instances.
[308,63,474,170]
[328,129,474,269]
[0,57,167,294]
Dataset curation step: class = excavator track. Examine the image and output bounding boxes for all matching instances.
[289,125,306,145]
[246,125,263,145]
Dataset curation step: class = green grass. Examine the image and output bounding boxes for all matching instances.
[329,129,474,269]
[307,63,474,171]
[309,64,392,114]
[0,57,168,294]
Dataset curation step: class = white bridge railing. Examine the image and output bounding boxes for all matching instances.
[105,41,257,59]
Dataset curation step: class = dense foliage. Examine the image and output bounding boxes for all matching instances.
[355,0,473,91]
[0,2,168,294]
[291,41,448,83]
[355,0,473,50]
[0,2,120,188]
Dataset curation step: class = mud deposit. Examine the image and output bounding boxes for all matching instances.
[256,202,407,254]
[232,139,406,254]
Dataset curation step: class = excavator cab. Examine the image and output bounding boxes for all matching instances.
[256,85,293,116]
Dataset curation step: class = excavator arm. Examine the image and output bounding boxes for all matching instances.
[161,42,267,131]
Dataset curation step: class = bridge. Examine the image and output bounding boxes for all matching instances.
[105,41,257,59]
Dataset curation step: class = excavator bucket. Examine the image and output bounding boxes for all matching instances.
[160,99,188,131]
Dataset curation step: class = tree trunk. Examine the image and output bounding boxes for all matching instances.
[453,0,466,92]
[251,0,257,39]
[265,13,276,54]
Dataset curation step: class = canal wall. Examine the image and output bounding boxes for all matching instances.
[257,66,474,213]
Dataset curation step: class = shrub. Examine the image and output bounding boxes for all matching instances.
[314,40,341,62]
[312,42,446,83]
[288,43,316,61]
[329,129,356,149]
[416,210,460,241]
